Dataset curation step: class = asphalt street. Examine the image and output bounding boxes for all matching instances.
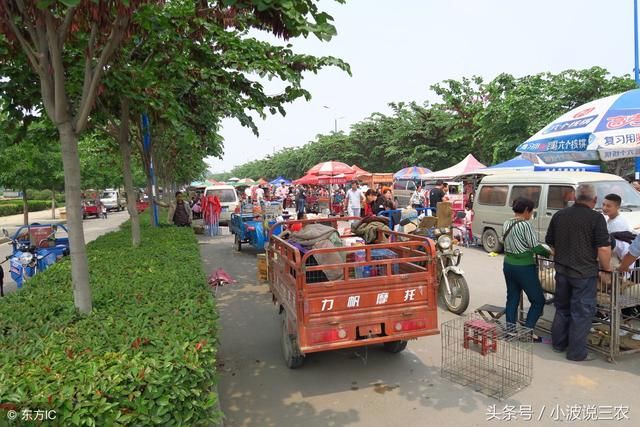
[199,232,640,427]
[0,210,130,295]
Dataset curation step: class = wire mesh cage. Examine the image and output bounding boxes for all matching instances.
[441,313,533,400]
[536,256,640,361]
[263,201,283,219]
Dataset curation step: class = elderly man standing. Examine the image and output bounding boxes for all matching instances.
[545,184,611,362]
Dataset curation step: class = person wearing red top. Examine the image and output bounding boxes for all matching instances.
[363,189,377,217]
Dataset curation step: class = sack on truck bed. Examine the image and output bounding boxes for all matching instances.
[290,223,345,281]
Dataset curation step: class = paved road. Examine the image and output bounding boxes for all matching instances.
[199,233,639,427]
[1,211,130,295]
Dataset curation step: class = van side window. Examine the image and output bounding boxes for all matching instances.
[547,186,575,210]
[509,185,541,208]
[394,180,411,191]
[478,185,508,206]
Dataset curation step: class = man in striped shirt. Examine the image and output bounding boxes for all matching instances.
[502,197,550,339]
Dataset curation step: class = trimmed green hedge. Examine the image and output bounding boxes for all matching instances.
[0,217,221,425]
[26,189,65,202]
[0,200,65,216]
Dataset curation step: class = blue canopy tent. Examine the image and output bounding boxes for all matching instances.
[486,155,535,170]
[269,176,291,185]
[533,161,600,172]
[481,155,600,172]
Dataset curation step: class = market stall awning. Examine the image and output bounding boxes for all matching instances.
[486,155,538,170]
[293,173,319,185]
[269,176,292,185]
[393,166,432,180]
[533,161,600,172]
[350,165,372,177]
[426,154,486,179]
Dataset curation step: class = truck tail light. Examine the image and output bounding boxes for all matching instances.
[310,329,347,344]
[394,320,426,332]
[246,226,256,231]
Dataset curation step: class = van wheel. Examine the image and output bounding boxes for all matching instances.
[482,228,503,253]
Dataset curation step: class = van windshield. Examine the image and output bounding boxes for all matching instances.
[206,189,237,203]
[101,192,116,199]
[593,181,640,208]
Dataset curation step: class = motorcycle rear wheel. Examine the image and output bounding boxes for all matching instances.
[440,272,469,315]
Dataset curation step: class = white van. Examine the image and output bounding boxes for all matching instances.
[100,188,126,211]
[393,179,462,208]
[472,172,640,253]
[204,184,240,224]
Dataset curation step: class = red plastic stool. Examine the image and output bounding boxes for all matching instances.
[463,319,498,356]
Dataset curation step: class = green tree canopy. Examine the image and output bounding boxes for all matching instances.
[228,67,635,179]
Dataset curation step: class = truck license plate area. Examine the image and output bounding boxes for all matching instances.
[357,323,382,338]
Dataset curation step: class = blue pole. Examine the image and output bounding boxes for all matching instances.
[635,0,639,85]
[635,0,640,179]
[142,113,159,226]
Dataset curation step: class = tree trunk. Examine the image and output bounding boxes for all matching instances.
[58,122,92,314]
[118,98,141,247]
[51,187,56,220]
[22,188,29,226]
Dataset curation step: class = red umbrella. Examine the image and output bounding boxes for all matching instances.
[293,173,319,185]
[307,161,355,176]
[317,174,348,185]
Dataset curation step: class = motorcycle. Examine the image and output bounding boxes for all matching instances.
[401,217,470,314]
[2,224,70,288]
[429,226,470,314]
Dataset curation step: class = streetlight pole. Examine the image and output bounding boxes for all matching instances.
[323,105,345,133]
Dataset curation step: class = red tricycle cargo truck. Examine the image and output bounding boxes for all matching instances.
[267,217,439,368]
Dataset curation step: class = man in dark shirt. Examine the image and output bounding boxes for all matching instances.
[157,191,192,227]
[295,185,306,220]
[545,184,611,361]
[429,180,445,209]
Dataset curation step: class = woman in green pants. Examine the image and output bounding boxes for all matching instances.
[502,197,551,341]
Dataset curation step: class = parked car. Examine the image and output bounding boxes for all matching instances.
[100,189,126,211]
[393,179,462,209]
[82,200,100,219]
[472,171,640,253]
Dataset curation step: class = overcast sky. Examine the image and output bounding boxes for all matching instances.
[206,0,636,173]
